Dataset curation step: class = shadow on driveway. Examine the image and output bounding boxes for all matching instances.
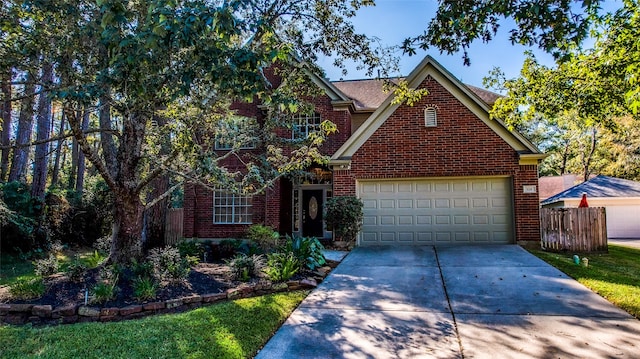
[255,245,640,359]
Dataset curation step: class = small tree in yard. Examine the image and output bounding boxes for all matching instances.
[324,196,363,244]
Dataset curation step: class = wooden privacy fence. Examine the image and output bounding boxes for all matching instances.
[540,207,608,253]
[164,208,184,246]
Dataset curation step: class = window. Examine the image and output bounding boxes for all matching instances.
[213,191,253,224]
[292,113,322,140]
[215,116,258,150]
[424,107,437,127]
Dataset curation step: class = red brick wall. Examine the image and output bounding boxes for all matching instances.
[183,93,352,239]
[340,75,540,243]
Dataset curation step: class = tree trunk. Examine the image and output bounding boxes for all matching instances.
[144,113,170,249]
[50,112,66,187]
[99,94,117,178]
[9,74,36,183]
[108,111,147,265]
[1,69,12,182]
[67,111,79,189]
[75,110,90,193]
[31,62,54,200]
[582,127,598,182]
[110,189,144,265]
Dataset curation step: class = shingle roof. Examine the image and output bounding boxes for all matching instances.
[331,78,501,111]
[541,175,640,205]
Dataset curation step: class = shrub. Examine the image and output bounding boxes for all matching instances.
[84,250,107,268]
[66,258,87,282]
[131,258,154,278]
[91,280,118,304]
[133,276,158,301]
[176,239,203,265]
[246,224,280,252]
[9,277,45,300]
[324,196,364,243]
[281,236,326,271]
[226,254,265,282]
[33,254,59,277]
[264,252,299,282]
[147,246,191,284]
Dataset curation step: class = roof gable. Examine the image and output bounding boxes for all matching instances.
[330,55,543,165]
[542,175,640,205]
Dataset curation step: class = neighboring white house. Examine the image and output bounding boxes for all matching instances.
[541,175,640,239]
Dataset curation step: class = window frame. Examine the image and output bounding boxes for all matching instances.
[292,112,322,140]
[213,191,253,224]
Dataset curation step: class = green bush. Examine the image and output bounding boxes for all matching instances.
[131,258,154,278]
[9,277,45,300]
[264,252,299,282]
[246,224,280,252]
[33,254,59,277]
[324,196,364,243]
[84,250,107,268]
[281,236,326,271]
[147,246,191,285]
[226,254,265,282]
[176,239,203,265]
[66,258,87,282]
[133,276,158,301]
[91,279,118,304]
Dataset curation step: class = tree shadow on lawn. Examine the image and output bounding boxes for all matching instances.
[0,291,307,359]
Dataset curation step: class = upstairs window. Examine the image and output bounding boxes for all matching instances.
[424,107,437,127]
[292,112,322,140]
[213,191,253,224]
[215,116,258,150]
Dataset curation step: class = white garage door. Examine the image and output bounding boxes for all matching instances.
[605,206,640,238]
[358,177,513,245]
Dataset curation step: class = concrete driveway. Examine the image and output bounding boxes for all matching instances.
[255,245,640,358]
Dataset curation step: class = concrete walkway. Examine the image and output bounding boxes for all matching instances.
[256,245,640,358]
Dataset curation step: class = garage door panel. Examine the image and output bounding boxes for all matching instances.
[380,216,395,225]
[455,232,472,242]
[435,232,452,242]
[363,216,377,225]
[380,232,396,242]
[398,232,414,242]
[359,178,513,245]
[398,183,412,192]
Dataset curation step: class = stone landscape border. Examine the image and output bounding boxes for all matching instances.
[0,264,334,327]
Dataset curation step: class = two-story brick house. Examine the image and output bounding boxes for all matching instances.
[183,55,545,246]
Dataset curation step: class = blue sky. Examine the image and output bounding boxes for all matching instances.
[316,0,607,89]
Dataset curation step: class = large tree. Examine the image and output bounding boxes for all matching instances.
[2,0,389,265]
[482,0,640,180]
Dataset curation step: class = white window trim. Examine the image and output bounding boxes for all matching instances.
[292,113,322,140]
[213,191,253,224]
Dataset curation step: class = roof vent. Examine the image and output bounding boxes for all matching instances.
[424,107,437,127]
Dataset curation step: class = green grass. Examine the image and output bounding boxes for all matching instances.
[0,253,36,286]
[0,290,308,359]
[0,248,100,286]
[529,244,640,318]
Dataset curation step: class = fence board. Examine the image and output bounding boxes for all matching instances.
[164,208,184,246]
[540,207,608,253]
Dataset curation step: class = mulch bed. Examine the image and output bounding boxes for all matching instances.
[0,262,262,308]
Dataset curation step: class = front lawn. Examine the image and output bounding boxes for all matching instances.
[0,290,307,359]
[529,244,640,318]
[0,253,36,286]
